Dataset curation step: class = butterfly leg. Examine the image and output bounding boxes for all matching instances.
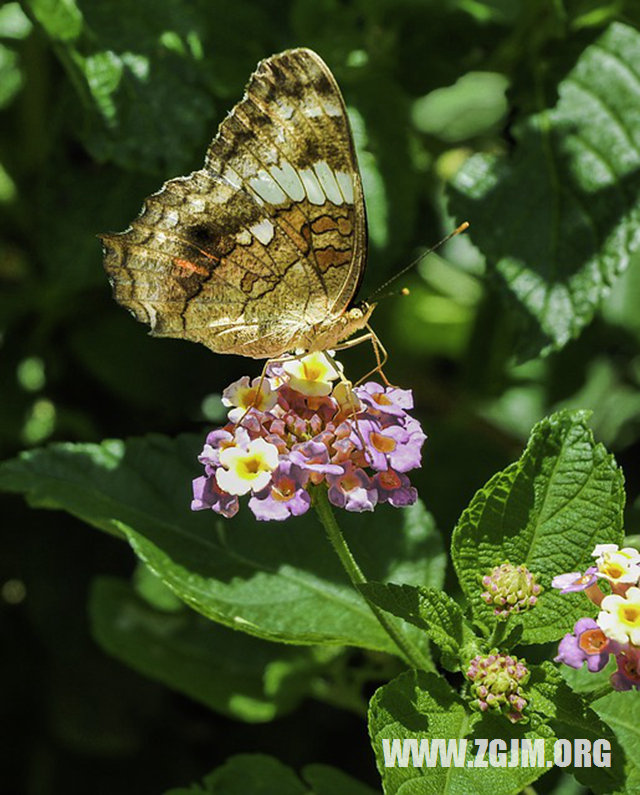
[322,351,376,469]
[331,328,391,386]
[357,325,390,386]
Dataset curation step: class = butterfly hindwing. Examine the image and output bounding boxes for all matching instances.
[102,48,367,359]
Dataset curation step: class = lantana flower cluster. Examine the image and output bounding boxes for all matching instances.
[481,561,542,620]
[553,543,640,691]
[191,352,426,521]
[466,652,530,723]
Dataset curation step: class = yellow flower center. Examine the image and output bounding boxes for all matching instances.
[602,562,625,579]
[619,604,640,627]
[238,455,267,479]
[302,361,325,381]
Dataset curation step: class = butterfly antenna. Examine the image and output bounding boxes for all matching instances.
[372,286,411,303]
[367,221,469,302]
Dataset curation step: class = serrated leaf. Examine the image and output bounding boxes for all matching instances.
[449,22,640,359]
[368,670,551,795]
[529,663,625,793]
[90,576,320,723]
[0,434,439,654]
[360,582,479,670]
[593,689,640,792]
[451,410,625,644]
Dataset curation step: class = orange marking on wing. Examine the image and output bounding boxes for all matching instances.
[311,216,338,234]
[315,247,351,273]
[173,258,210,277]
[192,245,221,262]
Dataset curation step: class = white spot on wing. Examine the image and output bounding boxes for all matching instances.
[299,168,325,205]
[304,105,322,118]
[249,169,287,204]
[222,166,243,191]
[237,229,251,245]
[165,210,179,227]
[313,161,343,205]
[336,171,354,204]
[276,99,294,120]
[269,162,305,202]
[321,96,342,117]
[189,197,205,212]
[249,218,275,245]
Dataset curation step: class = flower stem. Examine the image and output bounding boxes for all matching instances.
[313,487,430,670]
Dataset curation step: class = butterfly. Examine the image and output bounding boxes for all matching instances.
[101,48,376,361]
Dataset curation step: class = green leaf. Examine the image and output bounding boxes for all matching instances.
[25,0,83,42]
[593,689,640,792]
[360,583,478,670]
[29,0,218,174]
[560,654,616,695]
[368,670,551,795]
[449,22,640,359]
[0,434,441,653]
[0,43,23,109]
[0,3,33,39]
[165,754,307,795]
[349,68,420,263]
[165,754,378,795]
[302,764,379,795]
[529,663,624,793]
[451,409,625,643]
[132,562,183,612]
[90,575,325,723]
[412,72,509,143]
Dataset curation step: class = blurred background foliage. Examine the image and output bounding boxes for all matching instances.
[2,0,640,792]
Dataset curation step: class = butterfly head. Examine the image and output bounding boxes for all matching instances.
[348,301,376,328]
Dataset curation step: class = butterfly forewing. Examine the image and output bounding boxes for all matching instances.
[101,48,367,359]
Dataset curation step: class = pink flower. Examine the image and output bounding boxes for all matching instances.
[249,462,311,521]
[374,469,417,507]
[327,463,378,512]
[551,568,598,593]
[555,618,615,672]
[611,646,640,691]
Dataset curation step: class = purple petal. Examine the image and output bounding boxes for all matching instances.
[191,475,239,518]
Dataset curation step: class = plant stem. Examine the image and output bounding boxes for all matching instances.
[313,487,430,670]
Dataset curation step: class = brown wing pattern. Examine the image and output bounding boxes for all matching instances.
[101,48,367,359]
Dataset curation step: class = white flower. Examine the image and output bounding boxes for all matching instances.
[282,352,342,397]
[222,376,278,422]
[598,586,640,645]
[592,544,621,558]
[593,545,640,585]
[215,438,279,496]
